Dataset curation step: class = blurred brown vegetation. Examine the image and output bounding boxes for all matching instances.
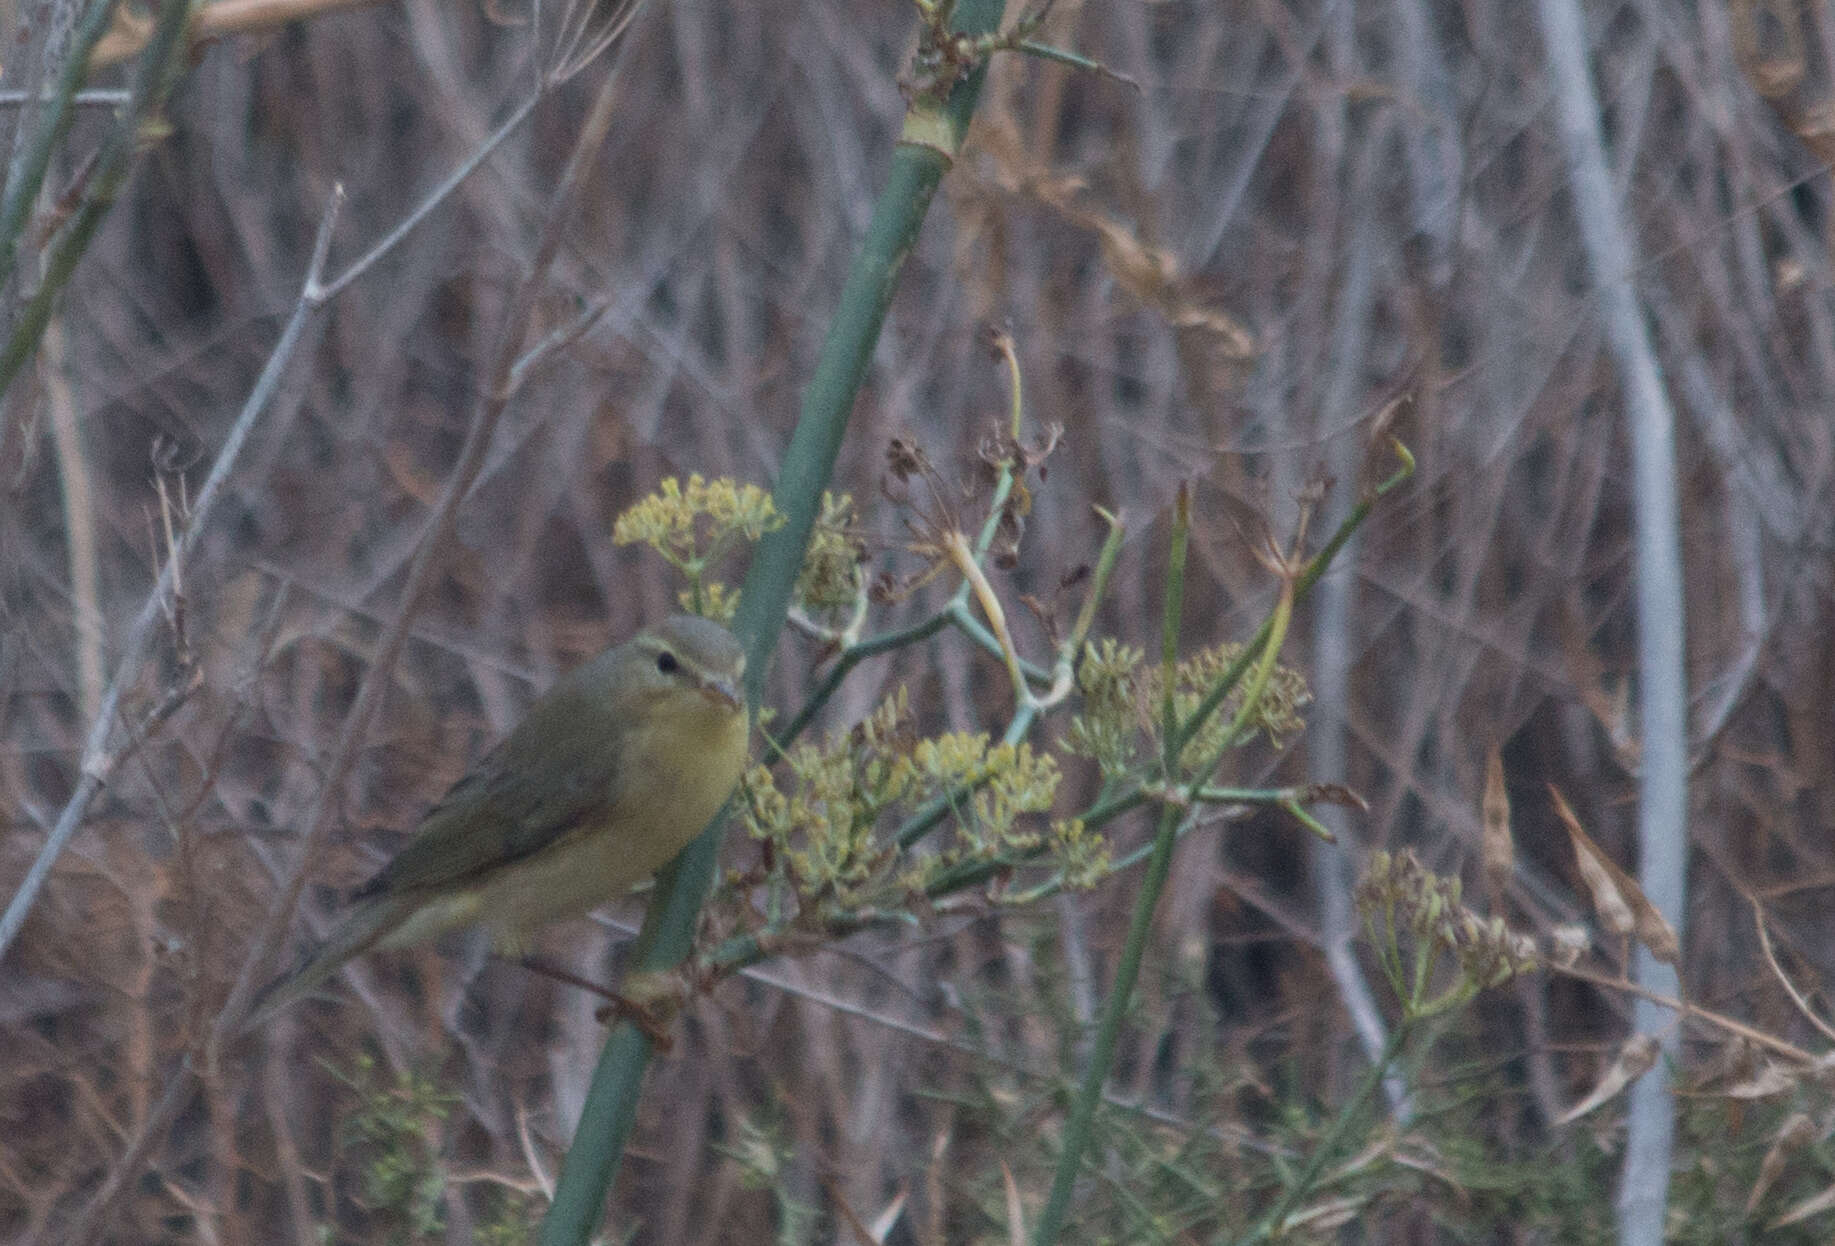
[3,0,1835,1240]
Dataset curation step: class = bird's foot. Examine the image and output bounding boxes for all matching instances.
[594,970,686,1051]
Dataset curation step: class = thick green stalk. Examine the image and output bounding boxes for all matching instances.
[535,4,1008,1241]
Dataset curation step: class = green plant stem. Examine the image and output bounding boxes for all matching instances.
[778,609,954,744]
[886,513,1125,849]
[1177,577,1293,794]
[799,604,1048,851]
[535,5,1007,1242]
[0,0,121,296]
[0,0,194,416]
[1031,794,1190,1246]
[1032,498,1195,1246]
[902,772,1146,883]
[779,573,1051,752]
[1034,516,1306,1243]
[951,596,1053,683]
[897,452,1384,891]
[717,452,1407,1240]
[708,792,1318,981]
[910,780,1327,904]
[1232,1020,1412,1245]
[1046,507,1126,699]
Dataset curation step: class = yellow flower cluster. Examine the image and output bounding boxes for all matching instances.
[681,581,741,625]
[614,476,863,621]
[743,690,1106,912]
[743,693,914,902]
[1064,638,1311,777]
[1357,849,1538,1013]
[910,732,1058,857]
[612,474,785,571]
[1062,638,1144,775]
[795,491,865,615]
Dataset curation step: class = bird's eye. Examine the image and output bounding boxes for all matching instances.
[655,651,680,675]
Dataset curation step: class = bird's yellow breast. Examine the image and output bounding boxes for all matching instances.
[472,693,749,949]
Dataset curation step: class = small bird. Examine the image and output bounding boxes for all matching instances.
[246,614,749,1027]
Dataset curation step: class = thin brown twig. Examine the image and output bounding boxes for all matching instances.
[64,1056,197,1246]
[263,1036,321,1246]
[1552,961,1816,1065]
[1751,899,1835,1046]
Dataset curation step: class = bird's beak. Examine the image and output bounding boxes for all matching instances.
[700,675,744,711]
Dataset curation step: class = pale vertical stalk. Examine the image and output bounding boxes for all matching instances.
[1534,0,1689,1242]
[44,316,105,721]
[1306,195,1404,1113]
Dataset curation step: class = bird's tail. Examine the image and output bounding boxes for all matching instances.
[241,897,409,1031]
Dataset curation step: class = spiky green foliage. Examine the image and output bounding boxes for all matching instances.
[329,1054,458,1240]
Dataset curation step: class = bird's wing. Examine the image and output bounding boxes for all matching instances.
[352,679,622,900]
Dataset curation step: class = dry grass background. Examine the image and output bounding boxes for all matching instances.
[3,0,1835,1240]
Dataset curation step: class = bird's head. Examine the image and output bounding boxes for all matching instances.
[626,614,747,715]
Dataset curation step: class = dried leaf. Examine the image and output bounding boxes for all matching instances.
[1281,1195,1366,1235]
[1748,1112,1817,1215]
[1730,0,1805,97]
[1002,1162,1026,1246]
[1328,1126,1396,1181]
[1551,787,1633,936]
[822,1175,881,1246]
[1548,785,1680,964]
[1548,923,1591,968]
[1303,782,1369,811]
[1554,1033,1661,1126]
[1482,745,1514,902]
[1391,1136,1455,1185]
[1558,609,1639,767]
[383,440,443,506]
[974,120,1259,371]
[1723,1060,1802,1101]
[824,1172,905,1245]
[1687,1034,1758,1094]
